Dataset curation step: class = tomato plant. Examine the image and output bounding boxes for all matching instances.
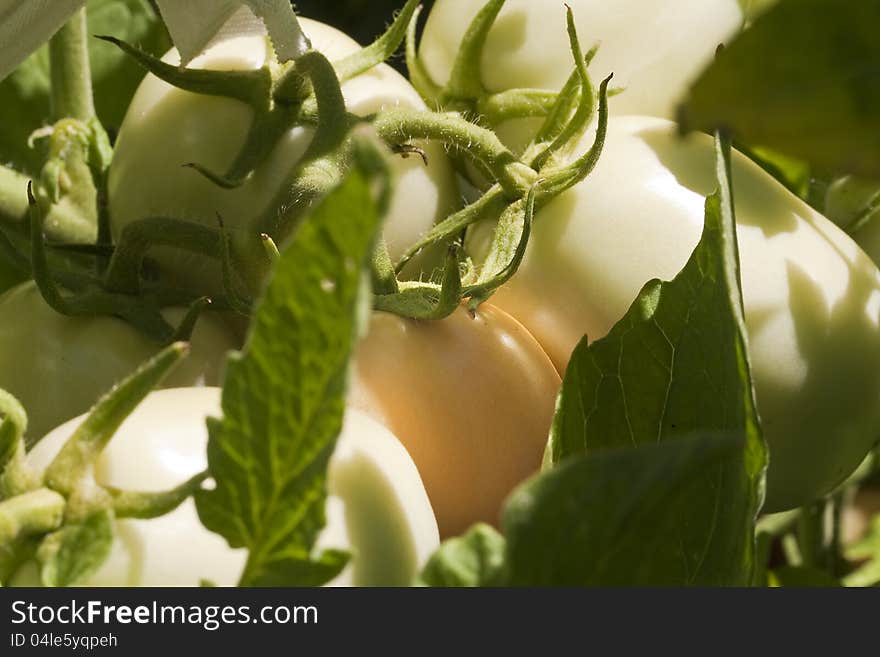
[415,0,743,150]
[108,17,458,296]
[2,0,880,594]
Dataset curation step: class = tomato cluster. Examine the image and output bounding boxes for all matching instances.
[5,0,880,586]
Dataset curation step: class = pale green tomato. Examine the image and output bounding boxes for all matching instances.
[13,389,439,587]
[349,304,561,538]
[471,116,880,512]
[0,282,236,441]
[108,18,458,294]
[419,0,743,150]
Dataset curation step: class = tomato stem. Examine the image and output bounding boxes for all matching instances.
[374,107,537,198]
[0,489,66,545]
[395,186,507,272]
[527,8,599,172]
[828,491,845,577]
[443,0,504,101]
[97,34,273,110]
[331,0,419,85]
[405,4,441,103]
[0,390,36,499]
[375,244,463,320]
[796,499,826,569]
[111,471,209,520]
[371,240,400,296]
[104,217,223,295]
[467,180,538,304]
[48,9,95,123]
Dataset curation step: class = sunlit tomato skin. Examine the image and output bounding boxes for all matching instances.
[419,0,743,150]
[0,282,236,441]
[108,18,458,295]
[13,389,439,587]
[317,408,440,587]
[348,304,561,538]
[472,115,880,512]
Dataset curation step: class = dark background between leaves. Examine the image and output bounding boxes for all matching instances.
[294,0,432,64]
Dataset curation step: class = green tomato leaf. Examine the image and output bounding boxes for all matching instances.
[195,150,384,587]
[824,175,880,236]
[680,0,880,179]
[545,136,766,585]
[418,524,506,587]
[37,508,113,586]
[504,434,747,586]
[737,143,812,200]
[0,0,169,175]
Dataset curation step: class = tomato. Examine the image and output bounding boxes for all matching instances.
[10,388,439,587]
[0,281,236,441]
[348,304,561,538]
[317,407,440,586]
[108,18,458,295]
[469,115,880,512]
[418,0,743,150]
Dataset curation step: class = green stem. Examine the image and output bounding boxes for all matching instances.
[0,489,66,544]
[395,186,507,272]
[371,240,399,296]
[97,35,272,109]
[476,89,560,125]
[111,471,209,520]
[755,509,800,537]
[330,0,419,85]
[782,533,803,566]
[443,0,503,100]
[375,245,463,321]
[846,190,880,237]
[1,165,95,244]
[374,108,537,198]
[829,491,845,577]
[405,5,441,102]
[49,9,95,122]
[753,531,773,586]
[797,499,826,569]
[104,218,223,294]
[469,182,538,298]
[0,390,35,500]
[45,343,189,496]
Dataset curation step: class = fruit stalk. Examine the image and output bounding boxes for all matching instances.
[48,9,95,122]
